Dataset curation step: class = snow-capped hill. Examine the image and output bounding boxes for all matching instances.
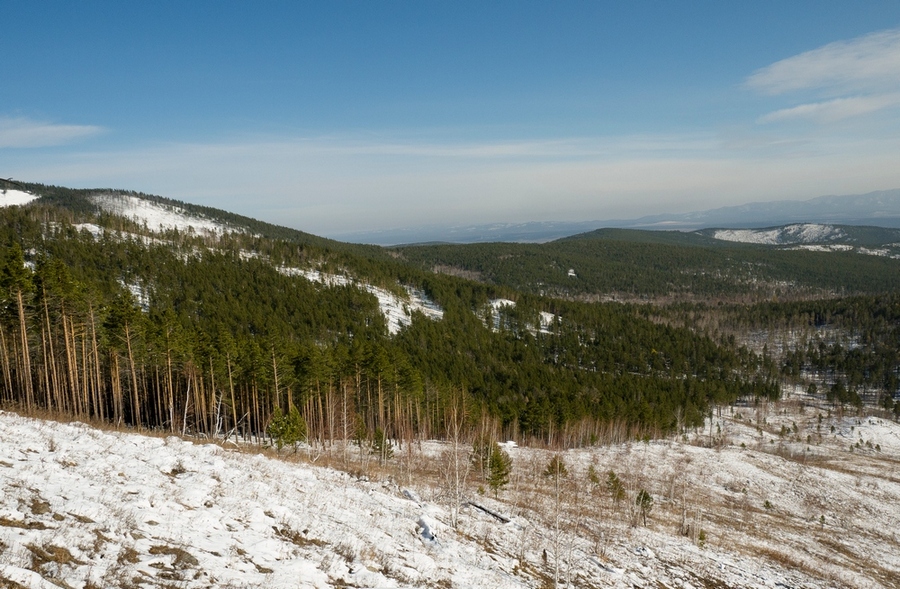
[90,193,245,236]
[0,189,39,208]
[711,224,845,245]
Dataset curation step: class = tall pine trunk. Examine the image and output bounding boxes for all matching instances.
[16,288,34,410]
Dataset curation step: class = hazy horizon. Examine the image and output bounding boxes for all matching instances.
[4,2,900,237]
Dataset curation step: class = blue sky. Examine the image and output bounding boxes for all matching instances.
[3,2,900,236]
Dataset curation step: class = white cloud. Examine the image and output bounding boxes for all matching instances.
[746,28,900,95]
[758,93,900,123]
[0,117,103,148]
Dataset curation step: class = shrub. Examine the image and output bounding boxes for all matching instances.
[606,471,625,504]
[636,489,653,526]
[543,454,568,480]
[487,444,511,497]
[267,406,307,452]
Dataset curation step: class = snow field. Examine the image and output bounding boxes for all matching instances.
[0,413,525,588]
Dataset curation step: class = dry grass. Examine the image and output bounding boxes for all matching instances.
[273,524,327,548]
[148,544,199,569]
[28,498,50,516]
[0,517,48,530]
[0,576,28,589]
[117,546,140,565]
[26,543,81,568]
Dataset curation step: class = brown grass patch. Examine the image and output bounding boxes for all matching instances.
[754,545,819,577]
[274,525,327,548]
[0,517,47,530]
[117,546,140,565]
[69,512,94,523]
[29,498,51,515]
[149,544,199,568]
[26,543,81,568]
[0,575,28,589]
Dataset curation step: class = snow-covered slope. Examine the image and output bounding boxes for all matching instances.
[3,408,899,588]
[712,224,845,245]
[0,189,39,207]
[710,224,900,259]
[90,194,244,235]
[1,408,899,588]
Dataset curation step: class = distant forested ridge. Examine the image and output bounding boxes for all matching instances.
[394,228,900,302]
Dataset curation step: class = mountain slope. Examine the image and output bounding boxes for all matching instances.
[19,181,388,259]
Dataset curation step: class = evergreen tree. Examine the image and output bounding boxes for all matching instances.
[267,406,307,453]
[636,489,653,526]
[486,443,511,498]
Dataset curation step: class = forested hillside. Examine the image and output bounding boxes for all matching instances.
[710,295,900,411]
[394,228,900,301]
[0,186,788,448]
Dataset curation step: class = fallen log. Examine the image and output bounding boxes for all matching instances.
[465,500,511,523]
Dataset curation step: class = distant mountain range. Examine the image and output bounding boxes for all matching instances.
[335,189,900,245]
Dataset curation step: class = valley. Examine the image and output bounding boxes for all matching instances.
[0,183,899,588]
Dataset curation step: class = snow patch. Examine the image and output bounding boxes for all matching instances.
[791,244,854,253]
[485,299,559,334]
[72,223,104,238]
[278,266,444,334]
[0,189,39,207]
[858,246,900,260]
[91,193,244,236]
[119,279,150,311]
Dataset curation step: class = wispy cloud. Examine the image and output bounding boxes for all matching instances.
[0,117,104,148]
[749,28,900,126]
[758,93,900,124]
[746,28,900,95]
